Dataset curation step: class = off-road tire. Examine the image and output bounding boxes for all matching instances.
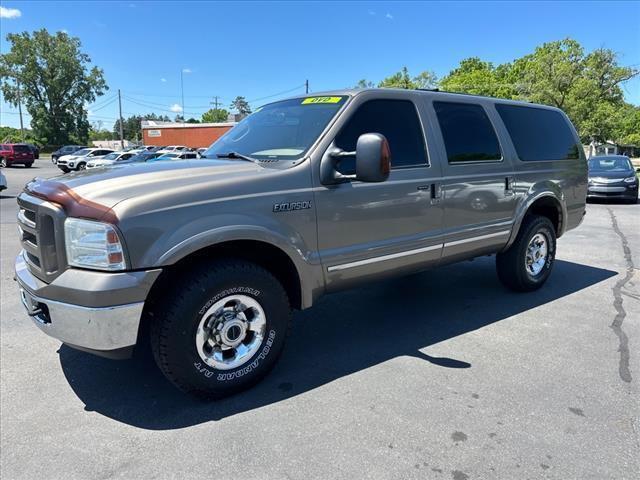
[496,215,556,292]
[150,259,291,399]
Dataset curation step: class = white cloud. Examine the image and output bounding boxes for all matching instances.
[385,13,393,19]
[170,103,183,113]
[182,68,192,74]
[160,78,167,82]
[0,6,22,18]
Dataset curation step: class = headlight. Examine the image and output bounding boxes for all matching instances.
[623,176,637,183]
[64,218,126,271]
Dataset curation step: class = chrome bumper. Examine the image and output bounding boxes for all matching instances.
[15,251,145,352]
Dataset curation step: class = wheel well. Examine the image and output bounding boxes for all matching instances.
[526,197,562,235]
[146,240,303,311]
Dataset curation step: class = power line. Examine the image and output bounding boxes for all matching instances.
[246,84,307,104]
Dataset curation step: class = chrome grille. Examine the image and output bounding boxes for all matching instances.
[17,193,67,283]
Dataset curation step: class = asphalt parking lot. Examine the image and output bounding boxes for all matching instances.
[1,161,638,479]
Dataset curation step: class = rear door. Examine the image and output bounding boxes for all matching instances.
[314,94,444,290]
[427,98,517,261]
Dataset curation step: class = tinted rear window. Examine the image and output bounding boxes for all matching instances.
[13,145,30,153]
[495,104,579,161]
[433,102,501,163]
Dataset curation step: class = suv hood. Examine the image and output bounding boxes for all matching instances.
[24,159,269,219]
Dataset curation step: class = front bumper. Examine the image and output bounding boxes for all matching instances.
[15,251,161,355]
[587,183,638,200]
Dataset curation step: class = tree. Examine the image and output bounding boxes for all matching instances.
[186,117,200,124]
[174,114,184,123]
[378,67,439,90]
[230,96,252,116]
[0,29,107,145]
[202,108,229,123]
[355,79,375,88]
[113,113,171,141]
[439,57,516,98]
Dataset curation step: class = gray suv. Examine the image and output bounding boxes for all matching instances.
[15,89,587,398]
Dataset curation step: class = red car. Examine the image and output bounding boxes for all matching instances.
[0,144,35,168]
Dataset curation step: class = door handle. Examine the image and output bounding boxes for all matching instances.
[504,176,516,196]
[417,183,441,204]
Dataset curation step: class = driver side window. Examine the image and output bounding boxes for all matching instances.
[334,99,428,174]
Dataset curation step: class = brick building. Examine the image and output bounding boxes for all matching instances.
[141,120,236,148]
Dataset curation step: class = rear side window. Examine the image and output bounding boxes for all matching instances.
[335,99,428,172]
[495,104,579,161]
[434,102,501,163]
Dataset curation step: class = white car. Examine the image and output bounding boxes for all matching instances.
[156,145,190,154]
[86,151,137,169]
[57,148,115,172]
[0,169,7,192]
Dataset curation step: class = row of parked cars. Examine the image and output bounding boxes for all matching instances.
[52,145,208,173]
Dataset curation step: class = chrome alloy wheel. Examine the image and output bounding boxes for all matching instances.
[525,232,548,276]
[195,294,266,370]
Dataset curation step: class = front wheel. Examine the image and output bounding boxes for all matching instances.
[496,215,556,292]
[150,259,291,398]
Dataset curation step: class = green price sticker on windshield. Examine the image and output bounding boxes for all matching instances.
[301,96,343,105]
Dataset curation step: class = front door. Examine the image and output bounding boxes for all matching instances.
[314,97,444,291]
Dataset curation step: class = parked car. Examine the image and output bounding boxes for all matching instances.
[148,151,199,162]
[56,148,114,172]
[587,155,639,203]
[0,169,6,192]
[197,148,208,157]
[86,151,138,169]
[148,146,167,152]
[157,145,189,154]
[0,143,35,168]
[19,143,40,159]
[119,152,164,164]
[15,89,587,399]
[51,145,86,163]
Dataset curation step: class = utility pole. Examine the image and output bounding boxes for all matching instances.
[16,79,25,142]
[180,69,185,124]
[212,96,219,110]
[118,89,124,150]
[305,79,309,94]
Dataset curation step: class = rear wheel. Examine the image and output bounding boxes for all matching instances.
[77,162,86,170]
[150,259,291,398]
[25,162,33,168]
[496,215,556,292]
[0,158,6,168]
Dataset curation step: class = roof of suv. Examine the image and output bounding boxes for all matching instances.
[282,88,556,111]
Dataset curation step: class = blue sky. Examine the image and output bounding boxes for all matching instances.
[1,0,639,130]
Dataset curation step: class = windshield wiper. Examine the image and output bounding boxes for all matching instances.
[216,151,259,163]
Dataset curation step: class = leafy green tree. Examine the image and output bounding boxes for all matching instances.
[439,57,516,98]
[355,79,375,88]
[89,128,115,141]
[202,108,230,123]
[378,67,439,90]
[230,96,252,116]
[113,113,171,141]
[0,29,107,145]
[186,117,200,124]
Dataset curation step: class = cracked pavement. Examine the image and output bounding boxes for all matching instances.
[1,161,638,479]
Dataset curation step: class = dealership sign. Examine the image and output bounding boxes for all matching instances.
[148,130,162,137]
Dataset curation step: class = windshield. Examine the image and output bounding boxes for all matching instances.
[73,148,91,156]
[203,96,348,161]
[102,153,119,160]
[588,156,632,172]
